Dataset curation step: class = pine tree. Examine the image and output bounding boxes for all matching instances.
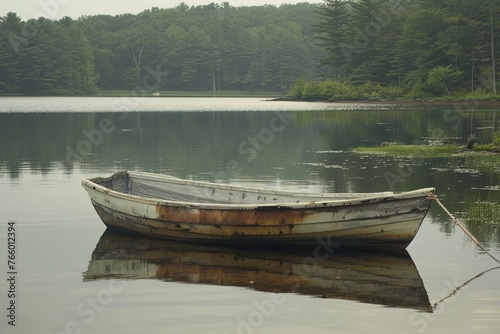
[314,0,350,80]
[348,0,388,84]
[0,13,23,93]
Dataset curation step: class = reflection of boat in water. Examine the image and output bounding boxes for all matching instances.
[83,230,432,312]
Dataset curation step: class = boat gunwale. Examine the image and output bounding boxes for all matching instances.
[81,171,435,211]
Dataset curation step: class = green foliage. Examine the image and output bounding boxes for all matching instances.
[2,0,499,96]
[320,80,361,100]
[472,131,500,152]
[0,14,97,95]
[353,145,458,157]
[493,131,500,150]
[426,66,462,96]
[0,3,322,94]
[465,151,500,176]
[473,144,495,152]
[314,0,349,80]
[378,85,405,100]
[464,189,500,224]
[301,82,323,100]
[314,0,500,97]
[289,77,307,98]
[288,79,404,100]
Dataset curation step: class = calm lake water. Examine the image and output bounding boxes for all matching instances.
[0,97,499,334]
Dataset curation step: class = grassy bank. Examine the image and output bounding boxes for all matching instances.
[352,145,460,157]
[353,144,499,157]
[353,132,499,156]
[288,78,499,103]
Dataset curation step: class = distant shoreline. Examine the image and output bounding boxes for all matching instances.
[0,91,282,98]
[270,96,500,106]
[2,93,499,106]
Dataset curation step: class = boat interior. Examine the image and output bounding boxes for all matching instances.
[91,171,396,205]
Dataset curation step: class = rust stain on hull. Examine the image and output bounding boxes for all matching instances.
[155,204,313,227]
[93,199,429,246]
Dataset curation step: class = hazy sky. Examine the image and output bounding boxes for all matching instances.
[0,0,319,20]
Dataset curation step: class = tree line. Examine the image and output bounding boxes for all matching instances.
[306,0,499,99]
[0,2,322,95]
[1,1,499,97]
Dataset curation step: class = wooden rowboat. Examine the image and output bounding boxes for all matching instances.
[81,171,434,247]
[83,229,432,311]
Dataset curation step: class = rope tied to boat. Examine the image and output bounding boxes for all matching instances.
[428,193,500,265]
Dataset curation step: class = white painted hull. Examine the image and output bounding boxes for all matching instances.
[82,171,434,247]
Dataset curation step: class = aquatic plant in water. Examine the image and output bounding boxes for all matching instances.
[464,153,500,176]
[463,189,500,246]
[352,145,458,157]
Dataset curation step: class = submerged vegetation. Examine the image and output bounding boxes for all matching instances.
[463,189,500,245]
[464,152,500,175]
[354,132,500,156]
[465,190,500,223]
[353,144,459,157]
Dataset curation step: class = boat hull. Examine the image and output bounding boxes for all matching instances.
[82,171,434,247]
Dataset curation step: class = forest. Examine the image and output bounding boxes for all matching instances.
[0,0,499,97]
[295,0,500,99]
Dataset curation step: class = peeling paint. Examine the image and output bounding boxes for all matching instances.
[82,171,435,246]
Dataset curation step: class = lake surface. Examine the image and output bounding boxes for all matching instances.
[0,97,499,334]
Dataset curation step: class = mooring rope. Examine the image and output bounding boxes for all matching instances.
[428,193,500,265]
[432,265,500,309]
